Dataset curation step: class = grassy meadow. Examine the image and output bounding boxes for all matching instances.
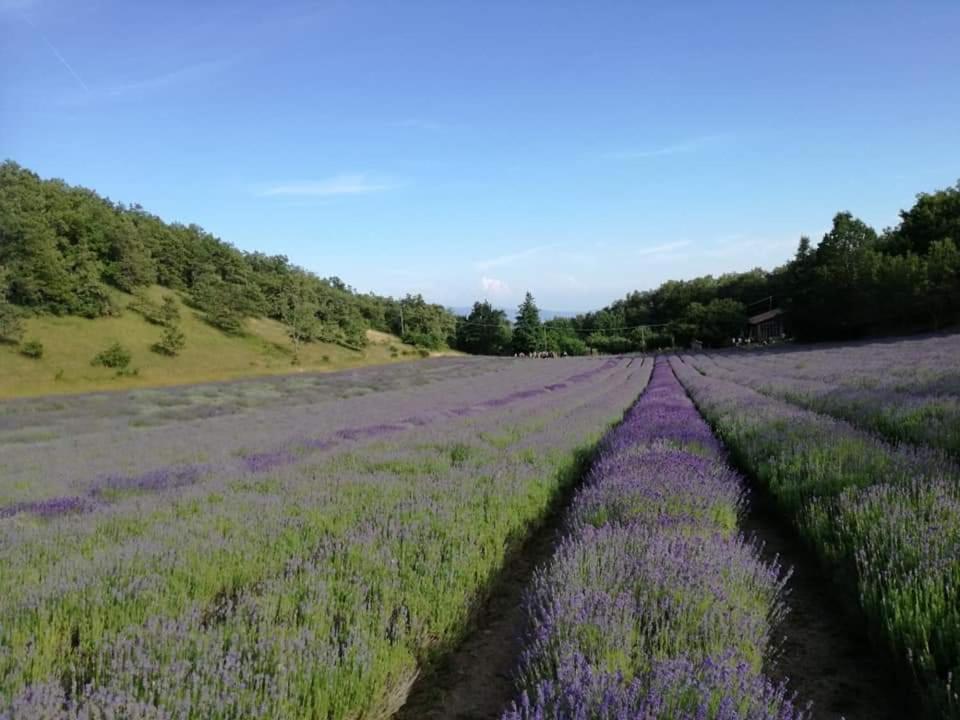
[0,287,447,399]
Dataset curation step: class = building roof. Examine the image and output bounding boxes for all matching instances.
[747,308,786,325]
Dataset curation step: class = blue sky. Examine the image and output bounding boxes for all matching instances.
[2,1,959,311]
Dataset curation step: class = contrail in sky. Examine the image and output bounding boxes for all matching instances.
[21,12,90,93]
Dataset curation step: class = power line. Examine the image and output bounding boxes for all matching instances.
[453,318,673,334]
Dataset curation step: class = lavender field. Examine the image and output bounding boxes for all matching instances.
[677,332,960,718]
[3,334,960,719]
[0,356,652,718]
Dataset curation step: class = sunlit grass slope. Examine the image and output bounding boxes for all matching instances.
[0,287,442,399]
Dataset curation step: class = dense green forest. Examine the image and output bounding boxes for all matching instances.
[0,161,456,351]
[2,161,958,360]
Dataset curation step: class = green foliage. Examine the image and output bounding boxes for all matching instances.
[5,159,959,351]
[0,162,453,352]
[0,295,23,344]
[885,181,960,256]
[152,325,186,356]
[204,304,245,335]
[680,298,747,346]
[283,301,321,348]
[160,296,180,325]
[391,294,457,349]
[542,318,588,355]
[454,300,512,355]
[19,339,43,359]
[512,292,541,354]
[128,290,168,325]
[573,178,960,348]
[91,342,132,369]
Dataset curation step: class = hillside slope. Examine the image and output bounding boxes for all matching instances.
[0,287,443,399]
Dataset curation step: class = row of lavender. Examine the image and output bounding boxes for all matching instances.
[700,333,960,457]
[0,359,650,718]
[0,359,622,519]
[671,356,960,717]
[503,359,805,719]
[1,357,614,507]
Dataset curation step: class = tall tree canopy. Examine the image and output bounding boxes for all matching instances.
[512,292,542,354]
[455,301,512,355]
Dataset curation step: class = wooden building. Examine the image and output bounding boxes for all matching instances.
[747,308,786,342]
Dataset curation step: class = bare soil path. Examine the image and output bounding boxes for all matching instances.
[744,494,921,719]
[394,510,564,720]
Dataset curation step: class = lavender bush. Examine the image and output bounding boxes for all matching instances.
[692,333,960,457]
[672,353,960,716]
[504,359,803,719]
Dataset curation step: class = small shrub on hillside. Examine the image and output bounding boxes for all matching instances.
[418,348,430,358]
[92,342,132,369]
[128,291,164,325]
[0,301,23,343]
[160,296,180,325]
[152,325,186,356]
[130,292,181,327]
[20,339,44,359]
[205,305,245,335]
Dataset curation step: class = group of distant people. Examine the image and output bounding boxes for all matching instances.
[514,351,566,358]
[731,333,788,347]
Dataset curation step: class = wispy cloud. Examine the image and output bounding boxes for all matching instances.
[634,240,691,257]
[261,174,398,197]
[105,59,230,98]
[480,276,510,296]
[474,245,554,272]
[597,135,726,161]
[699,235,797,260]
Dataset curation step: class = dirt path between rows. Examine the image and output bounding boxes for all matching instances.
[395,487,922,720]
[744,494,921,720]
[394,502,565,720]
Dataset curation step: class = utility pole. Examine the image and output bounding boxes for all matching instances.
[399,303,405,337]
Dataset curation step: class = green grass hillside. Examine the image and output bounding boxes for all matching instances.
[0,287,447,399]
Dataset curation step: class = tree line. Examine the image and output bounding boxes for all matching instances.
[2,161,957,356]
[572,179,960,350]
[0,161,457,351]
[455,179,960,355]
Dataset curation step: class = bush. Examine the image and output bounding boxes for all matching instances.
[160,296,180,325]
[128,292,164,325]
[20,339,43,359]
[130,292,181,327]
[205,305,244,335]
[0,302,23,343]
[417,348,430,358]
[151,325,186,356]
[92,342,132,369]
